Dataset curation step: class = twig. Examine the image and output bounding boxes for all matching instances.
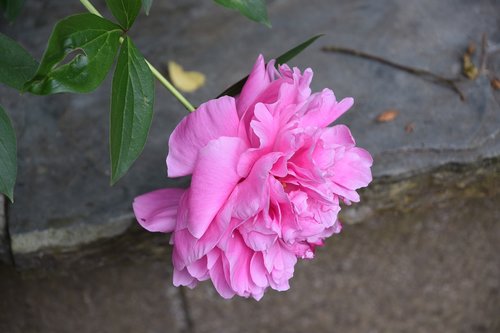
[479,33,488,74]
[321,45,466,101]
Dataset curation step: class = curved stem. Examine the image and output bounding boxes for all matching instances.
[145,61,195,112]
[79,0,196,112]
[80,0,102,17]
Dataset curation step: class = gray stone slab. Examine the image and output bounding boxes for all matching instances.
[183,194,500,333]
[0,0,499,261]
[0,259,187,333]
[340,156,500,225]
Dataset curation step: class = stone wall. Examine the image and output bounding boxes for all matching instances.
[0,0,499,332]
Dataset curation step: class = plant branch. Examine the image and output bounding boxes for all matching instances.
[479,33,488,74]
[145,61,196,112]
[322,45,466,101]
[79,0,195,112]
[80,0,102,17]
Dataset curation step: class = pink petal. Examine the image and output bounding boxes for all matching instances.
[290,242,315,259]
[237,104,281,177]
[167,96,240,177]
[172,191,219,268]
[226,232,253,295]
[188,137,247,238]
[176,214,240,272]
[238,88,283,146]
[265,243,296,291]
[276,66,313,105]
[186,256,209,280]
[250,252,268,288]
[172,228,196,270]
[196,213,233,254]
[206,249,220,270]
[242,230,277,252]
[133,188,185,233]
[173,267,197,288]
[174,214,231,271]
[230,153,282,221]
[331,97,354,123]
[330,182,361,203]
[209,255,236,299]
[332,147,373,190]
[321,124,356,147]
[300,89,353,128]
[250,103,278,148]
[236,54,272,118]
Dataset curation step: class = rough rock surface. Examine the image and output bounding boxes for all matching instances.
[0,0,498,262]
[184,194,500,333]
[0,0,499,332]
[0,260,188,333]
[0,227,192,333]
[1,194,498,333]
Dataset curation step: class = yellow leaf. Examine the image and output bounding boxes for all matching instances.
[463,53,478,80]
[168,61,205,93]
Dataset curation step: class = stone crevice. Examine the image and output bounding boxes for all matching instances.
[0,195,14,265]
[179,287,196,333]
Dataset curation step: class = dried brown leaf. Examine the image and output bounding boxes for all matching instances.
[404,122,415,133]
[376,109,399,123]
[491,78,500,90]
[467,41,476,55]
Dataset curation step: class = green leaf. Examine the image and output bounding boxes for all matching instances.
[0,105,17,202]
[217,34,323,97]
[0,0,25,21]
[274,34,323,66]
[214,0,270,27]
[24,13,122,95]
[105,0,141,29]
[0,33,38,91]
[110,37,154,184]
[141,0,153,15]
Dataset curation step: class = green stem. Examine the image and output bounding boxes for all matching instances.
[145,61,195,112]
[80,0,102,17]
[79,0,196,112]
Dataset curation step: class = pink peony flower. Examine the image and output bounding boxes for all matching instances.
[133,55,373,300]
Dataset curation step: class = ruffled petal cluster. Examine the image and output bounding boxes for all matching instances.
[133,55,373,300]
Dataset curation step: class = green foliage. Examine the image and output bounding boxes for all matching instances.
[0,0,319,189]
[24,13,122,95]
[110,37,154,184]
[0,105,17,202]
[275,34,323,66]
[105,0,141,29]
[0,33,38,91]
[218,34,323,97]
[0,0,25,21]
[141,0,153,15]
[214,0,270,27]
